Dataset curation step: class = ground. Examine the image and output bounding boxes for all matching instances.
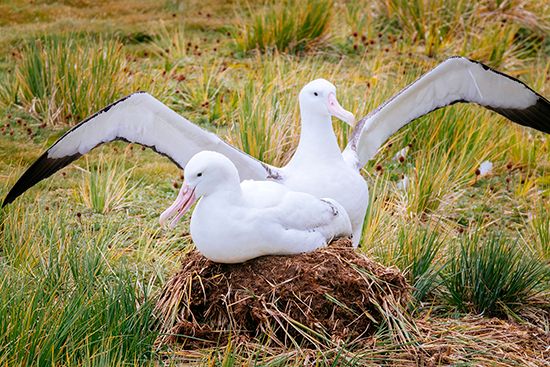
[0,0,548,365]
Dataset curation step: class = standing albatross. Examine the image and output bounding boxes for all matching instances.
[2,57,549,247]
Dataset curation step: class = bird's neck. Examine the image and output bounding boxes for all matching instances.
[200,173,242,199]
[203,185,243,205]
[287,113,343,168]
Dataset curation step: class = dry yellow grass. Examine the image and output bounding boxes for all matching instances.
[0,0,548,365]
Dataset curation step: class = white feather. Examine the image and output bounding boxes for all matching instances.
[181,152,352,263]
[393,146,409,161]
[350,57,539,166]
[397,175,409,191]
[478,160,493,177]
[47,93,271,181]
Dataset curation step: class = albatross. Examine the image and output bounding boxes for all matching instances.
[159,151,352,263]
[2,57,550,247]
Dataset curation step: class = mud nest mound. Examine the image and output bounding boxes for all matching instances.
[154,238,410,348]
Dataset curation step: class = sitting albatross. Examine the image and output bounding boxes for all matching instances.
[159,151,352,263]
[2,57,549,247]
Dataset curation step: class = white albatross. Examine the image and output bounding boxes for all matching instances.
[2,57,549,247]
[158,151,352,263]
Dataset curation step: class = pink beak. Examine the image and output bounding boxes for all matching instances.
[327,92,355,126]
[159,183,197,228]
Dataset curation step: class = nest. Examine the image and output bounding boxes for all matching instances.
[154,238,411,348]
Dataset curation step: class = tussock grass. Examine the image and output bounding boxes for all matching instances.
[75,155,137,214]
[150,23,190,71]
[396,108,509,217]
[179,62,227,125]
[13,36,126,126]
[0,205,157,366]
[360,171,398,249]
[230,79,296,166]
[0,71,18,109]
[391,226,444,304]
[443,232,548,316]
[378,0,469,57]
[234,0,332,54]
[526,203,550,260]
[0,0,549,364]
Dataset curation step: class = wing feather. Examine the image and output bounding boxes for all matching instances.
[345,57,550,168]
[3,92,278,206]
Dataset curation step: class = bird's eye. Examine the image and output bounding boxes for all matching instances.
[197,172,202,177]
[314,92,319,96]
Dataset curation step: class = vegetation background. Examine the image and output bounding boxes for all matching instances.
[0,0,548,365]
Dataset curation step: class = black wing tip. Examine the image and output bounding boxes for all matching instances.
[2,152,81,208]
[2,195,16,208]
[489,96,550,134]
[447,56,550,134]
[1,91,154,208]
[2,190,17,208]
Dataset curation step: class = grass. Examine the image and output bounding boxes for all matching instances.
[0,205,158,366]
[230,78,296,166]
[0,0,549,365]
[389,226,444,304]
[179,61,228,125]
[76,155,137,214]
[526,203,550,260]
[442,232,548,316]
[150,23,190,71]
[234,0,333,54]
[14,36,127,126]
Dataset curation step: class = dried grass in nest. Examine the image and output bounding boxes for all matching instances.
[154,238,412,348]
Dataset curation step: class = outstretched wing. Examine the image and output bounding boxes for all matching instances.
[3,92,279,206]
[344,57,550,168]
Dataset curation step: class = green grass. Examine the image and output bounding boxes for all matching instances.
[0,205,158,366]
[0,0,549,365]
[442,232,549,316]
[14,36,127,126]
[76,155,137,214]
[391,226,444,304]
[526,203,550,260]
[234,0,332,54]
[231,79,296,165]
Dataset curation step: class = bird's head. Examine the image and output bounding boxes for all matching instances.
[299,79,355,126]
[159,151,240,228]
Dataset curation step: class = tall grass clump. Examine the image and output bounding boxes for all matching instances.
[229,80,296,166]
[179,62,227,125]
[370,222,443,304]
[526,203,550,260]
[151,23,189,71]
[360,172,398,249]
[395,107,505,216]
[76,155,137,214]
[0,70,18,109]
[393,226,443,303]
[15,36,126,125]
[234,0,332,54]
[442,232,548,316]
[375,0,548,60]
[377,0,472,56]
[0,209,157,366]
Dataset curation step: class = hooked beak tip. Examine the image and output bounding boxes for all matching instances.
[327,92,355,127]
[343,112,356,127]
[159,183,196,229]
